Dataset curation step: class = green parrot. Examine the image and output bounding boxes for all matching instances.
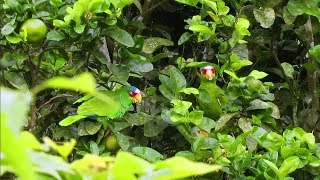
[59,86,142,126]
[198,65,226,120]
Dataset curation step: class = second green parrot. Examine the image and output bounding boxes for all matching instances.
[198,65,226,120]
[59,86,142,126]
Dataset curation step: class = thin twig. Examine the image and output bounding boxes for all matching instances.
[142,0,168,17]
[38,94,73,110]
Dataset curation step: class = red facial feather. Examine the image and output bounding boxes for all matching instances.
[129,91,137,97]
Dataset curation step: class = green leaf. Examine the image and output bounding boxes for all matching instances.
[34,72,96,94]
[308,156,320,167]
[267,102,280,119]
[302,133,316,151]
[113,121,130,132]
[309,45,320,63]
[235,18,251,36]
[89,141,99,155]
[132,0,142,13]
[74,25,85,34]
[124,112,152,125]
[175,0,199,6]
[30,151,73,179]
[189,24,213,35]
[278,156,300,178]
[215,113,239,131]
[159,84,175,100]
[115,0,133,9]
[54,57,67,70]
[203,0,217,13]
[178,32,193,45]
[19,131,42,150]
[4,72,28,89]
[247,99,270,110]
[230,54,252,71]
[0,88,34,179]
[287,0,320,19]
[283,6,297,25]
[216,0,229,15]
[169,66,187,93]
[109,64,130,82]
[144,118,168,137]
[238,118,253,132]
[113,151,151,180]
[1,52,15,67]
[171,99,192,116]
[152,156,220,180]
[264,132,284,151]
[263,159,279,175]
[0,88,32,135]
[253,8,275,28]
[248,70,268,79]
[179,87,199,95]
[171,114,189,124]
[46,30,65,41]
[78,121,102,136]
[175,151,195,161]
[281,146,295,159]
[106,27,134,47]
[186,62,215,68]
[43,137,76,159]
[126,55,153,73]
[189,110,204,125]
[159,74,172,89]
[33,0,47,7]
[281,62,295,78]
[115,132,135,151]
[142,37,174,54]
[70,154,110,175]
[224,70,242,81]
[197,117,216,133]
[5,34,22,44]
[132,147,164,162]
[1,21,16,35]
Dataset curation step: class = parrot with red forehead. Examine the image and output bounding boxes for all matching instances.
[59,86,142,126]
[198,65,226,120]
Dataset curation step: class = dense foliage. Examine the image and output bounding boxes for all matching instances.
[1,0,320,179]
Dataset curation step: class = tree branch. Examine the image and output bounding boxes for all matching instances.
[305,16,319,112]
[271,37,299,125]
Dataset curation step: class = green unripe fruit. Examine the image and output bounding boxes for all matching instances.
[19,19,47,43]
[105,134,120,152]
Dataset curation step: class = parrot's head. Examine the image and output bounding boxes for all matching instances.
[201,65,215,80]
[128,86,142,103]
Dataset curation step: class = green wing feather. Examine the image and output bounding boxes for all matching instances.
[59,87,134,126]
[77,91,122,118]
[198,79,226,120]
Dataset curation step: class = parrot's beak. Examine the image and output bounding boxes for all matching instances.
[204,70,213,80]
[134,93,142,103]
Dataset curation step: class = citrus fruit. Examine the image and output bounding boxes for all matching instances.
[19,19,47,43]
[105,134,120,152]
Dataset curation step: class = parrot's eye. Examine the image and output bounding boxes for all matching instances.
[129,91,137,97]
[202,69,208,75]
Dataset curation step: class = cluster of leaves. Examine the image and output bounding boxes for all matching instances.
[1,0,320,179]
[1,74,220,179]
